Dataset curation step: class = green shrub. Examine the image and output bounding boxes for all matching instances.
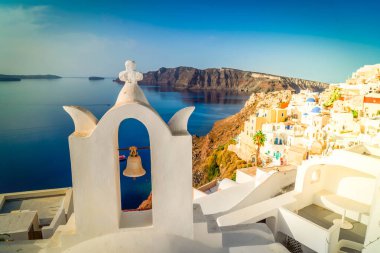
[231,171,237,181]
[351,109,358,118]
[217,145,224,151]
[207,154,220,181]
[323,88,341,108]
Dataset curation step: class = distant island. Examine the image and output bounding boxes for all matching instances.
[0,76,21,81]
[0,74,61,82]
[113,66,328,93]
[89,76,105,81]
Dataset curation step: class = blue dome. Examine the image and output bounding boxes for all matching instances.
[311,106,321,113]
[306,97,316,102]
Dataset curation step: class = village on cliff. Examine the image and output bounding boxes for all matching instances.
[1,61,380,253]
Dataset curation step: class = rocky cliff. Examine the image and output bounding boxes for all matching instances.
[192,90,293,187]
[140,67,328,93]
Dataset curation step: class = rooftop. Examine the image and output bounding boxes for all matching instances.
[258,165,297,174]
[347,144,380,159]
[238,166,257,177]
[306,97,316,102]
[0,195,64,225]
[0,211,38,234]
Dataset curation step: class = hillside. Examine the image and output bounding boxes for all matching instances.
[192,90,293,187]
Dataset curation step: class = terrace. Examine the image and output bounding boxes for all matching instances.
[347,144,380,159]
[298,204,366,245]
[0,188,73,240]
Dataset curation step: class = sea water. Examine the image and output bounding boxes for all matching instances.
[0,78,249,209]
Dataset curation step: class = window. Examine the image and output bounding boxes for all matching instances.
[311,169,321,183]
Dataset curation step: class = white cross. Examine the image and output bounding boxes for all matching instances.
[118,60,143,84]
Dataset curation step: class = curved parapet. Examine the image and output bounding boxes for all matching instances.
[63,106,98,137]
[168,106,195,135]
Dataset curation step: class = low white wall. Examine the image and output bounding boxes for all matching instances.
[60,228,224,253]
[193,221,222,248]
[363,179,380,253]
[42,207,67,239]
[217,178,238,191]
[0,196,4,210]
[120,210,152,228]
[236,170,255,184]
[63,188,74,220]
[7,231,29,241]
[194,182,254,215]
[1,188,69,200]
[277,207,340,253]
[231,169,297,213]
[217,192,297,227]
[196,170,296,216]
[324,166,375,205]
[193,188,207,200]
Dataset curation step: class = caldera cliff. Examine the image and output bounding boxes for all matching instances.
[140,67,328,93]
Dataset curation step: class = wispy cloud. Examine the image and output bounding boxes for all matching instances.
[0,5,137,76]
[0,5,49,35]
[0,3,379,82]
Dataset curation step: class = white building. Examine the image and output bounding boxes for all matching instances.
[363,93,380,118]
[230,108,288,162]
[216,147,380,253]
[261,122,304,166]
[327,112,360,136]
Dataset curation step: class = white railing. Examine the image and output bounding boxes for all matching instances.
[195,169,296,216]
[42,207,67,239]
[120,209,152,228]
[278,207,340,253]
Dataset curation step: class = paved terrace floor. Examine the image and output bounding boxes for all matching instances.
[298,204,366,244]
[0,195,64,224]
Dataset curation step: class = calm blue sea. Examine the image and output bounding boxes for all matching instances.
[0,78,249,209]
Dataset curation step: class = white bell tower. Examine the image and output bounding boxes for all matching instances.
[64,60,194,239]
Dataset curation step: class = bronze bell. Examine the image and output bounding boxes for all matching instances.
[123,146,146,178]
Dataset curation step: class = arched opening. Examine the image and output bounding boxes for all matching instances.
[118,118,152,212]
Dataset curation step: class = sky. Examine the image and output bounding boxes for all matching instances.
[0,0,380,83]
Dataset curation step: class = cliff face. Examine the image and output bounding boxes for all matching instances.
[141,67,328,93]
[192,90,293,187]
